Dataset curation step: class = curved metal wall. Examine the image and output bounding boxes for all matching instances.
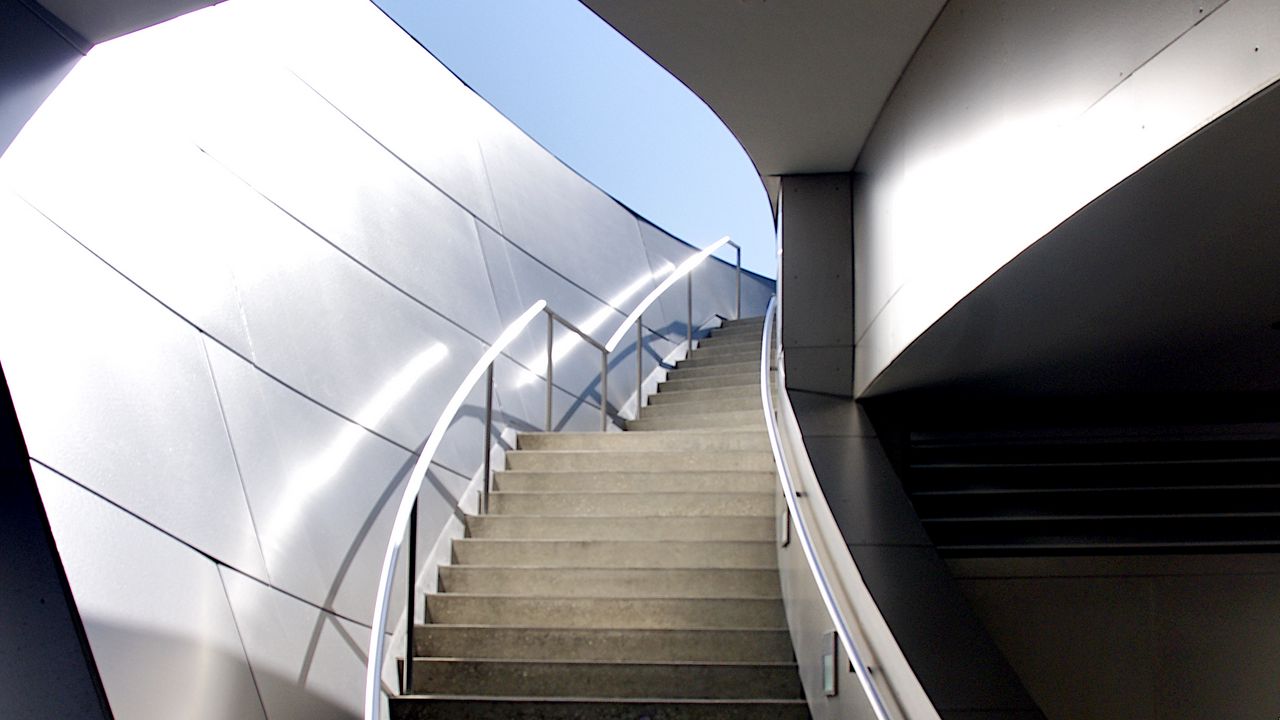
[0,0,772,717]
[853,0,1280,395]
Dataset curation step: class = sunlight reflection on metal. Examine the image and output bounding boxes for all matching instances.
[365,300,546,720]
[264,343,448,553]
[514,263,673,386]
[605,235,730,352]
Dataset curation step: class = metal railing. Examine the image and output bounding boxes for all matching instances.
[605,235,739,417]
[363,237,745,719]
[759,295,894,720]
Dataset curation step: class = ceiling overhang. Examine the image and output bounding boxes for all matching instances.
[582,0,944,180]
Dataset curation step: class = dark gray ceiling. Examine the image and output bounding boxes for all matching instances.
[582,0,945,177]
[865,79,1280,402]
[36,0,217,44]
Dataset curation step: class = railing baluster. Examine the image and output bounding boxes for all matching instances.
[403,502,417,694]
[600,350,608,431]
[735,244,742,320]
[545,312,554,431]
[482,365,494,514]
[635,317,643,420]
[686,273,693,349]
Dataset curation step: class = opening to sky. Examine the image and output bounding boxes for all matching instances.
[373,0,777,278]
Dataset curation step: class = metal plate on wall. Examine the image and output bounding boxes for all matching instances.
[34,464,268,720]
[0,193,268,578]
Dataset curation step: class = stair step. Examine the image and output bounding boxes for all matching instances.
[408,658,803,699]
[677,352,760,369]
[648,383,761,403]
[659,374,759,393]
[466,515,774,541]
[505,450,774,472]
[414,625,794,662]
[425,594,786,629]
[640,396,762,417]
[452,539,777,569]
[492,470,775,493]
[517,430,767,452]
[489,491,773,517]
[390,696,810,720]
[627,411,765,431]
[439,566,782,598]
[665,362,761,382]
[696,335,764,349]
[717,317,766,329]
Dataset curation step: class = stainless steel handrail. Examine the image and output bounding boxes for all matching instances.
[363,299,546,720]
[759,295,894,720]
[542,307,609,431]
[364,236,748,719]
[604,234,739,417]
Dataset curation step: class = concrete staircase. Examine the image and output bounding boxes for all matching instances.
[390,316,810,719]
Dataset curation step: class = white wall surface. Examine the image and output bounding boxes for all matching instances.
[0,1,770,716]
[853,0,1280,395]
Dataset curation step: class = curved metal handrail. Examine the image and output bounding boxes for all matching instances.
[364,236,750,718]
[363,299,546,720]
[759,295,894,720]
[603,234,738,352]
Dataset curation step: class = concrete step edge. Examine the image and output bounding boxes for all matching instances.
[395,695,806,705]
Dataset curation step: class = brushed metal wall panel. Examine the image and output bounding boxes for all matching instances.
[0,192,268,578]
[217,191,489,467]
[220,566,370,720]
[229,0,503,230]
[476,109,657,304]
[34,464,268,720]
[635,219,694,340]
[182,60,506,344]
[0,66,257,358]
[204,339,415,623]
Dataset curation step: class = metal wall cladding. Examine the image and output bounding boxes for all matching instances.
[220,566,374,720]
[203,339,416,624]
[0,192,268,579]
[638,217,774,330]
[231,0,504,231]
[476,106,661,305]
[33,464,269,720]
[0,0,772,717]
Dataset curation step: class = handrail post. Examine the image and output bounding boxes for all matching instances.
[686,273,693,349]
[545,312,554,431]
[634,317,643,420]
[735,245,742,320]
[403,503,417,695]
[600,350,609,431]
[482,365,494,513]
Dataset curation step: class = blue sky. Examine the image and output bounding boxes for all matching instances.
[373,0,777,278]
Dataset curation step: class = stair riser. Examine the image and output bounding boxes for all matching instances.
[490,492,772,517]
[665,361,752,379]
[640,397,763,417]
[452,540,777,569]
[415,626,794,662]
[627,413,765,431]
[505,451,774,472]
[659,376,759,393]
[426,595,786,629]
[678,353,761,368]
[648,383,761,402]
[492,472,775,494]
[517,431,767,452]
[390,697,810,719]
[716,318,767,330]
[466,515,774,541]
[439,567,782,598]
[697,336,764,350]
[410,659,803,699]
